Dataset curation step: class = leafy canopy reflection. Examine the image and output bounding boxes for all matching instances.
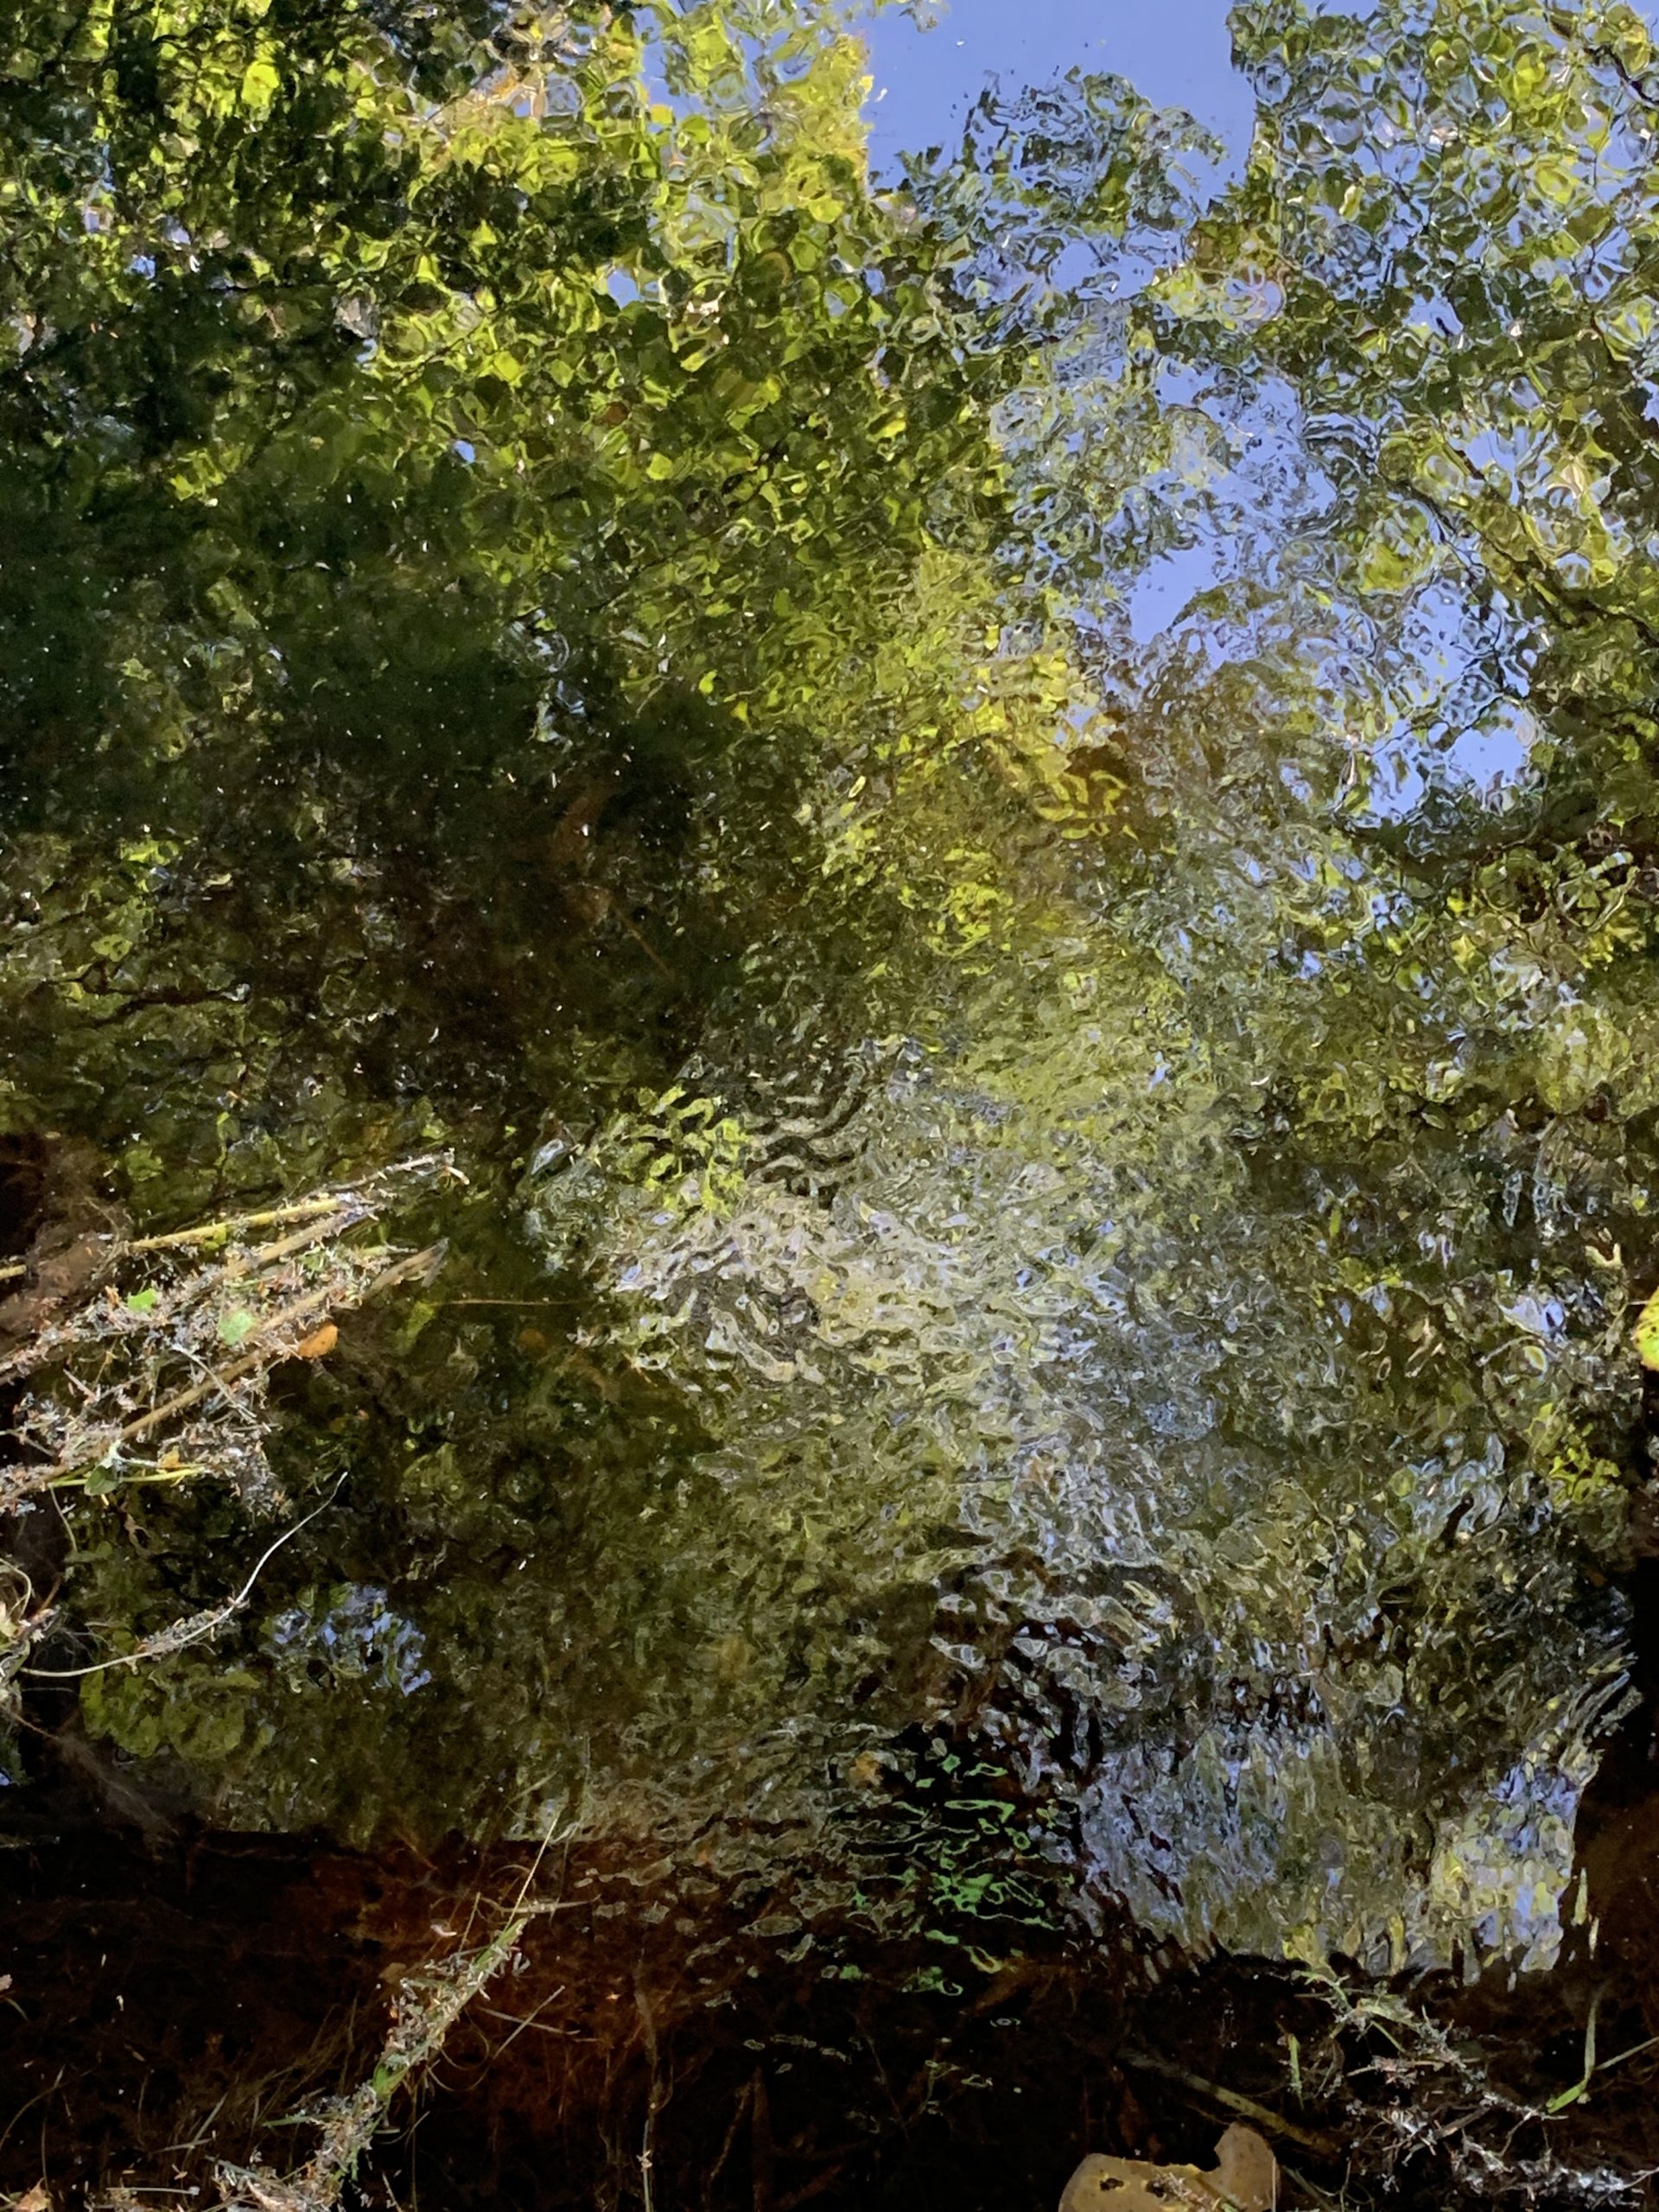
[4,0,1659,1974]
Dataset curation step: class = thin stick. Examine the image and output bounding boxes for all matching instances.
[1119,2049,1340,2158]
[43,1464,206,1492]
[236,1838,585,2207]
[22,1486,342,1681]
[228,1211,372,1276]
[119,1246,440,1443]
[1278,2160,1341,2210]
[125,1152,459,1259]
[0,1261,25,1284]
[213,1892,540,2212]
[614,906,673,978]
[117,1294,337,1440]
[638,1975,660,2212]
[128,1197,353,1255]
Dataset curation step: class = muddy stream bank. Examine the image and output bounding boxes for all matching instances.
[5,1709,1659,2209]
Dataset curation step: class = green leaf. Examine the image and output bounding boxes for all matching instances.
[239,55,281,113]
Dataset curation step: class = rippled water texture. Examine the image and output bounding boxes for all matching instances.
[6,0,1659,1993]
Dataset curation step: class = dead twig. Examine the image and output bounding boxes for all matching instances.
[118,1245,442,1446]
[127,1196,361,1257]
[22,1484,343,1681]
[1119,2049,1342,2158]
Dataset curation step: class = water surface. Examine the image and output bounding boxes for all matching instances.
[3,0,1656,2016]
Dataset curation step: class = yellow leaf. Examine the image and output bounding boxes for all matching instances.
[1633,1287,1659,1369]
[240,55,281,113]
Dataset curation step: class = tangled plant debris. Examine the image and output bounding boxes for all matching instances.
[0,1157,453,1704]
[207,1895,541,2212]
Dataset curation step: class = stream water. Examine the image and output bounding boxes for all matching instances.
[4,1,1659,2203]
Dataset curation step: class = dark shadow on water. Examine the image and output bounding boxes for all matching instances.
[5,1751,1659,2212]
